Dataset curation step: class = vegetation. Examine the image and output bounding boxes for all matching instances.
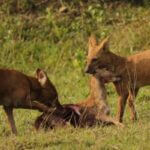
[0,1,150,149]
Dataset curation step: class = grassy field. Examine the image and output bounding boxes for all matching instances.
[0,1,150,149]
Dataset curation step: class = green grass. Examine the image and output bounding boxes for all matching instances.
[0,1,150,149]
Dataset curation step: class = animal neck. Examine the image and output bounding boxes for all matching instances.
[79,77,106,107]
[94,78,106,100]
[27,76,40,90]
[108,51,127,72]
[88,77,107,106]
[89,77,110,115]
[26,77,41,100]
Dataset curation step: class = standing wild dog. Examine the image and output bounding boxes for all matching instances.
[0,68,61,135]
[85,35,150,122]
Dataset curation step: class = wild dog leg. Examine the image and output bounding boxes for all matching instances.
[97,114,124,127]
[3,102,54,135]
[115,83,129,122]
[127,88,139,121]
[18,101,55,113]
[31,101,55,113]
[117,94,129,122]
[3,106,17,135]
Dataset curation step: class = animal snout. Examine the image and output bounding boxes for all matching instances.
[84,65,90,73]
[84,65,96,74]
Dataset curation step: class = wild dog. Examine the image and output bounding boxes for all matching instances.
[85,35,150,122]
[0,68,61,135]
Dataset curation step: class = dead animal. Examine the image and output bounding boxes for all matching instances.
[34,103,123,130]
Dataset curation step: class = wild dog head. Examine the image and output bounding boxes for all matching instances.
[36,68,62,109]
[85,35,113,75]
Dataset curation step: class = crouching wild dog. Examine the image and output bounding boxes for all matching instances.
[35,70,122,130]
[85,35,150,122]
[0,68,61,135]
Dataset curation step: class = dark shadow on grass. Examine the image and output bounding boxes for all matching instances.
[43,140,94,148]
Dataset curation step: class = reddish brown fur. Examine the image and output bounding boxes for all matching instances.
[35,71,122,130]
[85,35,150,122]
[78,76,107,109]
[0,68,61,135]
[79,68,120,113]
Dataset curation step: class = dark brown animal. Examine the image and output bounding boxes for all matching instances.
[34,70,122,130]
[85,35,150,122]
[34,103,123,130]
[0,68,61,135]
[34,104,79,130]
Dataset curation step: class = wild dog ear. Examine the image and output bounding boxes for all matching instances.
[88,34,97,49]
[36,68,47,87]
[98,36,109,52]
